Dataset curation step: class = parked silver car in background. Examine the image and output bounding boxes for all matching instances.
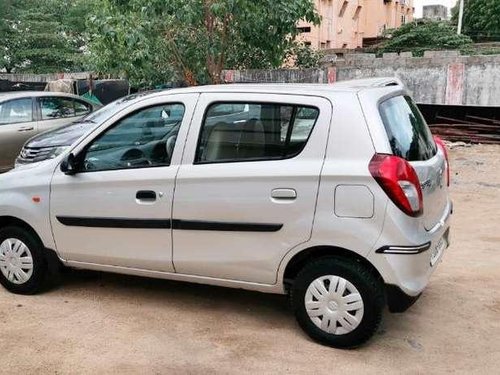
[0,91,99,172]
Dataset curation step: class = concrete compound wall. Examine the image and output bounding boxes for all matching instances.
[0,72,90,83]
[223,51,500,106]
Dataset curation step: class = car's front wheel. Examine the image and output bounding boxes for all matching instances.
[291,256,384,348]
[0,226,49,295]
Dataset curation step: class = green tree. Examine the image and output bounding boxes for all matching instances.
[288,42,323,68]
[0,0,86,73]
[86,1,175,87]
[86,0,320,86]
[452,0,500,41]
[0,0,22,73]
[377,20,472,56]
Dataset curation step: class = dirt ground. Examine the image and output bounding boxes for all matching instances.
[1,144,499,374]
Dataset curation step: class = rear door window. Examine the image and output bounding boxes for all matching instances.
[379,96,436,161]
[195,102,319,164]
[74,100,92,116]
[39,97,76,120]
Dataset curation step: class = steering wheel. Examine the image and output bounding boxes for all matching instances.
[84,160,96,170]
[120,148,152,167]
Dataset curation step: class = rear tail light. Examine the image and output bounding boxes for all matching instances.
[369,154,423,217]
[433,136,450,186]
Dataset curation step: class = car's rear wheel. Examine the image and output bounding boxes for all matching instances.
[291,256,384,348]
[0,226,49,295]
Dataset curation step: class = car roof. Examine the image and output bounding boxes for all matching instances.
[128,77,404,103]
[0,91,92,101]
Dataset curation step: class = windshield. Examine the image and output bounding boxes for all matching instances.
[79,92,157,125]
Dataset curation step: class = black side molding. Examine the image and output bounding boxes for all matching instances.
[56,217,171,229]
[56,217,283,232]
[172,220,283,232]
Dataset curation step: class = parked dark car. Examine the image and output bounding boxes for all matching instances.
[0,91,99,171]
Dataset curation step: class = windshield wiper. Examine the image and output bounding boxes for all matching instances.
[72,118,97,125]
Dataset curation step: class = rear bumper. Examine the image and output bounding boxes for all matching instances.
[368,200,452,297]
[385,284,421,313]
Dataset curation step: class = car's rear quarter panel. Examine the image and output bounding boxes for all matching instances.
[356,86,452,295]
[278,92,388,282]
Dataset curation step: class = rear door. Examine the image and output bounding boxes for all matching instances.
[36,96,92,133]
[378,95,448,230]
[0,97,37,170]
[172,93,332,284]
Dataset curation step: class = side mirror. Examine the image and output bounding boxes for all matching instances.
[60,153,78,175]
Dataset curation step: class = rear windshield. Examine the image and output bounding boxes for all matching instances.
[379,95,436,161]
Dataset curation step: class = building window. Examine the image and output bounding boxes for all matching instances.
[339,1,348,17]
[353,6,362,20]
[304,41,312,46]
[297,26,311,33]
[401,15,406,24]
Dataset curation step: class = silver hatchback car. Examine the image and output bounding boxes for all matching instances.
[0,91,99,172]
[0,79,451,348]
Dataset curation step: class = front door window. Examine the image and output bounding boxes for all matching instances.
[80,103,185,171]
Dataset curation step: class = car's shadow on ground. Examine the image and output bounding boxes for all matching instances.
[57,268,294,326]
[52,268,416,347]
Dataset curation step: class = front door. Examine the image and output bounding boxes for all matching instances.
[0,97,37,171]
[50,94,198,271]
[172,93,333,284]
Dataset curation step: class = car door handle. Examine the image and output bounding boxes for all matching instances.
[271,188,297,200]
[17,126,34,132]
[136,190,157,202]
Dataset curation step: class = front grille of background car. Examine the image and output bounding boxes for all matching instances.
[18,146,53,163]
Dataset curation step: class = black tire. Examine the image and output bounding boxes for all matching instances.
[291,256,384,349]
[0,226,50,295]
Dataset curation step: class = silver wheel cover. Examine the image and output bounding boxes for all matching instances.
[0,238,34,285]
[304,275,364,335]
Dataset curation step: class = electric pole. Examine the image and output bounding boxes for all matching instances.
[457,0,465,35]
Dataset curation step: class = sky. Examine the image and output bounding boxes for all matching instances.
[413,0,459,18]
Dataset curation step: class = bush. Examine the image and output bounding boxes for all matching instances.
[377,20,473,57]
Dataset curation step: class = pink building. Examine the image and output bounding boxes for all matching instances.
[297,0,414,49]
